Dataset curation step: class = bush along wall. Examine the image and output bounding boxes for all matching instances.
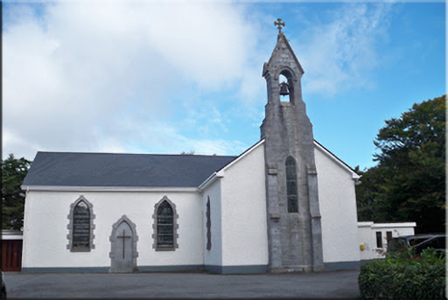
[358,248,446,299]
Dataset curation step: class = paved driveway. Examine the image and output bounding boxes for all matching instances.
[5,270,361,299]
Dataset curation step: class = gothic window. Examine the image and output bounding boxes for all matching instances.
[67,195,95,252]
[206,197,211,251]
[152,196,179,251]
[157,202,174,247]
[286,156,298,213]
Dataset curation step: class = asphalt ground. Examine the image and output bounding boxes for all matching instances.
[4,269,361,299]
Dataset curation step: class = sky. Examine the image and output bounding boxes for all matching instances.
[2,0,446,170]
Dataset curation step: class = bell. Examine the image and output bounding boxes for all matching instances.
[279,82,289,96]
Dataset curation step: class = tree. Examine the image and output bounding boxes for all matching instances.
[2,154,31,230]
[180,150,195,155]
[356,95,445,233]
[355,165,387,222]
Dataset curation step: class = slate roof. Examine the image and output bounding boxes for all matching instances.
[22,152,237,188]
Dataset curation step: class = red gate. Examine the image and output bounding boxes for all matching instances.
[1,240,22,272]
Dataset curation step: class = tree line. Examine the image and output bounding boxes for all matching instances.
[356,95,445,234]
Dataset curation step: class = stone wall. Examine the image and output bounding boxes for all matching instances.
[261,33,324,272]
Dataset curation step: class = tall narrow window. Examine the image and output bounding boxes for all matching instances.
[386,231,393,249]
[67,195,95,252]
[386,231,392,241]
[152,196,179,251]
[157,201,173,247]
[286,156,298,213]
[206,197,212,251]
[376,232,383,248]
[73,201,90,249]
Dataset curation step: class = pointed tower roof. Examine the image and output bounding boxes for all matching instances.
[263,31,305,77]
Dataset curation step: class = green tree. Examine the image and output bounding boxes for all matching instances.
[356,95,445,233]
[355,165,387,222]
[2,154,31,230]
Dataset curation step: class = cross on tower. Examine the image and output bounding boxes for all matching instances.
[274,18,285,34]
[117,229,131,259]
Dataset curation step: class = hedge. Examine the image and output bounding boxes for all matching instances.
[358,248,446,299]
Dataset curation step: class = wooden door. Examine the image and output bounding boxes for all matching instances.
[1,240,22,271]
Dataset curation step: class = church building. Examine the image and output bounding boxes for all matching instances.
[21,22,362,274]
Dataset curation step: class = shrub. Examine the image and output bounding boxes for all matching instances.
[358,248,446,299]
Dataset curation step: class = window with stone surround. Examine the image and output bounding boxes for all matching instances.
[67,195,95,252]
[152,196,179,251]
[286,156,298,213]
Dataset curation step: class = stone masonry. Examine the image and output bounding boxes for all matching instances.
[260,31,324,272]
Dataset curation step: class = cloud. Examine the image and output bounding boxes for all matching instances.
[2,1,258,159]
[2,1,397,161]
[293,3,391,97]
[98,118,248,156]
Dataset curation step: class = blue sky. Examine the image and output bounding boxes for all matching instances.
[2,1,446,170]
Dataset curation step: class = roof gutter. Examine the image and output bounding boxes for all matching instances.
[21,185,199,193]
[197,170,225,193]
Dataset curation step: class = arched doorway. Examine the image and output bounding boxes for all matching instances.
[109,215,138,272]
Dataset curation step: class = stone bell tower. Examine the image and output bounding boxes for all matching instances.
[260,19,324,272]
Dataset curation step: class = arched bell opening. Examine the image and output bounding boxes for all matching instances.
[279,70,295,104]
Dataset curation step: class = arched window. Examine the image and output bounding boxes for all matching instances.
[67,195,95,252]
[157,201,173,247]
[152,196,179,251]
[286,156,298,213]
[206,197,211,251]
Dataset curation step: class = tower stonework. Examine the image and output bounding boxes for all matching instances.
[261,31,324,272]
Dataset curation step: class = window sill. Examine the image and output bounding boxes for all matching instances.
[155,247,175,252]
[70,248,91,252]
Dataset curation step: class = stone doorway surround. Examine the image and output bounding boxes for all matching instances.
[109,215,139,273]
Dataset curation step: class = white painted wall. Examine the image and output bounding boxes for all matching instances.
[357,222,374,261]
[358,222,416,260]
[202,180,223,267]
[22,190,203,269]
[314,145,360,264]
[220,142,269,267]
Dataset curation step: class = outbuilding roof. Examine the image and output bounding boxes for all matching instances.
[22,152,237,188]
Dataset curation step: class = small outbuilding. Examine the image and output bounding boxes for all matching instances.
[358,222,417,261]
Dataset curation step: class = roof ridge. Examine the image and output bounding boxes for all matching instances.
[36,151,237,158]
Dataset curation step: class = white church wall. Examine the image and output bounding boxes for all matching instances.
[219,141,269,272]
[314,145,360,268]
[22,191,77,269]
[202,180,223,268]
[22,190,203,271]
